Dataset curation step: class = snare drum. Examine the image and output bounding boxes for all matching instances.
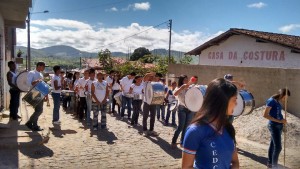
[233,90,255,116]
[169,100,178,111]
[114,92,122,106]
[145,82,165,105]
[16,71,31,92]
[185,85,207,112]
[61,90,75,97]
[22,81,51,108]
[124,93,134,98]
[133,93,143,100]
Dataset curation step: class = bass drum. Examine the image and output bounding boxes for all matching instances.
[185,85,207,112]
[233,90,255,116]
[22,81,51,108]
[145,82,165,105]
[16,71,31,92]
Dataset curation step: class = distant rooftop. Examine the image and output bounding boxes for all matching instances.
[186,28,300,55]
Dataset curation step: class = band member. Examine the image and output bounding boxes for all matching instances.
[164,81,177,126]
[6,61,21,120]
[129,75,144,126]
[25,61,46,131]
[106,70,115,113]
[85,68,96,125]
[120,72,136,120]
[77,69,89,121]
[263,88,290,168]
[182,78,239,169]
[51,65,62,125]
[62,72,73,109]
[111,74,121,114]
[171,75,195,148]
[91,72,109,131]
[142,72,162,137]
[224,74,245,124]
[156,78,168,121]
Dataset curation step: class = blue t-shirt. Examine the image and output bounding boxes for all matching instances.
[266,97,283,125]
[183,124,235,169]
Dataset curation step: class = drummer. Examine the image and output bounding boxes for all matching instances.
[224,74,245,123]
[76,69,89,121]
[164,81,177,126]
[51,65,62,125]
[85,68,97,126]
[25,61,46,131]
[142,72,162,137]
[129,75,144,126]
[6,61,21,120]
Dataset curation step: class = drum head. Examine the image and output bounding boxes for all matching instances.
[185,87,204,112]
[233,93,244,116]
[16,71,30,92]
[145,82,154,105]
[169,100,178,111]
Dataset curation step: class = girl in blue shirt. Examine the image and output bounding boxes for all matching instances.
[263,88,290,168]
[182,78,239,169]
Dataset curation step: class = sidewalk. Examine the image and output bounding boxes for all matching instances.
[0,95,299,169]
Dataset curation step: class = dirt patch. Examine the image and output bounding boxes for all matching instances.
[233,106,300,148]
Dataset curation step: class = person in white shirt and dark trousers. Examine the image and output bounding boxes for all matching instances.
[129,75,144,125]
[76,69,89,120]
[120,72,136,120]
[85,68,96,126]
[91,72,109,130]
[25,62,46,131]
[111,74,121,114]
[51,65,62,125]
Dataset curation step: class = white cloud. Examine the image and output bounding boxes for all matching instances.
[247,2,267,8]
[106,7,118,12]
[16,18,221,53]
[122,2,150,11]
[31,19,92,30]
[279,24,300,33]
[133,2,150,11]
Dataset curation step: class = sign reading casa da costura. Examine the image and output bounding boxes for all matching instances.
[208,50,285,61]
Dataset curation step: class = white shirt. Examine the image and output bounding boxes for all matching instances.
[106,76,113,85]
[112,82,121,90]
[86,78,97,93]
[64,78,72,89]
[51,75,61,93]
[92,80,107,102]
[174,87,188,106]
[27,70,43,88]
[130,83,144,94]
[120,76,133,94]
[77,77,89,97]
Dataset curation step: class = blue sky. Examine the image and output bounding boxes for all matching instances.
[17,0,300,53]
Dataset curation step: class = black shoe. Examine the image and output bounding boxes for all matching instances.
[25,122,34,130]
[17,115,21,119]
[32,126,44,131]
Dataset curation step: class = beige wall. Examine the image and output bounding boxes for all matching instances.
[168,64,300,118]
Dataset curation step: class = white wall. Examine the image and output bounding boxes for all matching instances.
[199,35,300,68]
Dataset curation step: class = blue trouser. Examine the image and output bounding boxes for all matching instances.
[172,105,194,144]
[52,93,61,122]
[156,105,166,120]
[86,94,92,124]
[92,103,107,128]
[131,100,143,124]
[268,123,283,167]
[165,104,176,125]
[27,100,44,127]
[121,96,132,118]
[9,89,20,118]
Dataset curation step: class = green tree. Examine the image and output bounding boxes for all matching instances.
[130,47,151,61]
[139,54,158,63]
[154,56,177,75]
[179,55,193,64]
[98,49,113,72]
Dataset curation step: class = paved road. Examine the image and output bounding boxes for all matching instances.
[0,97,299,169]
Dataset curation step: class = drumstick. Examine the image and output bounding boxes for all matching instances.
[47,98,50,107]
[284,87,288,167]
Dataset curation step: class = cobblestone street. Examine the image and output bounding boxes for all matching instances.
[0,97,299,169]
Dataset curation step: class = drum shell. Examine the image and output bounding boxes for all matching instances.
[133,93,143,100]
[145,82,165,105]
[114,92,122,106]
[185,85,207,112]
[233,90,255,116]
[22,81,51,108]
[61,90,75,97]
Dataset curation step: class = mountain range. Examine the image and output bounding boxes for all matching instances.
[16,45,187,59]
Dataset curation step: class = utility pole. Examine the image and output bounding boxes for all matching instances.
[168,19,172,64]
[27,11,31,70]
